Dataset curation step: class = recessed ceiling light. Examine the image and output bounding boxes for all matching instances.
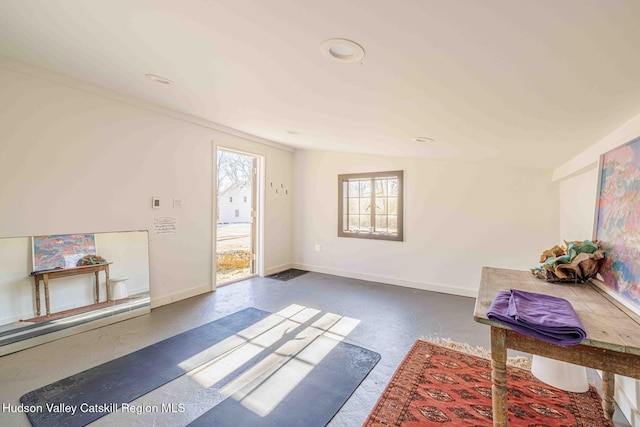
[145,74,173,85]
[286,130,300,135]
[412,137,435,144]
[320,38,365,63]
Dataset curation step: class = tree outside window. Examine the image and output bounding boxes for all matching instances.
[338,170,403,241]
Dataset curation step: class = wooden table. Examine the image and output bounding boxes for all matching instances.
[474,267,640,427]
[32,263,112,316]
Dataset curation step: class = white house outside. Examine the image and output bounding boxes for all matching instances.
[218,181,252,224]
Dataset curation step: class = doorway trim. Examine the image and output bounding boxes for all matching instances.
[212,144,264,290]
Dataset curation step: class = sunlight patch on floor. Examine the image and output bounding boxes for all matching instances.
[228,313,360,417]
[239,335,339,417]
[187,319,299,388]
[220,312,342,397]
[178,304,305,372]
[179,304,361,418]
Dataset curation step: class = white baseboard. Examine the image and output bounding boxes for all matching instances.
[615,379,640,427]
[265,263,292,276]
[1,313,32,325]
[125,286,148,296]
[291,263,478,299]
[150,283,212,309]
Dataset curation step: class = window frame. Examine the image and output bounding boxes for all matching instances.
[338,170,404,242]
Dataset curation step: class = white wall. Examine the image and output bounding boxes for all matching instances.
[0,62,294,306]
[0,237,32,323]
[558,167,599,242]
[555,114,640,427]
[292,150,559,296]
[97,231,150,296]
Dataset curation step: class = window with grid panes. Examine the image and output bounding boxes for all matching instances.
[338,170,403,241]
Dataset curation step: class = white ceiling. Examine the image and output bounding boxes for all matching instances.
[1,0,640,168]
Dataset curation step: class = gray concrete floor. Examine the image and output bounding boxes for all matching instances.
[0,272,631,426]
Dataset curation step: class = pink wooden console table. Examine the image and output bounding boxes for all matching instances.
[32,263,112,316]
[474,267,640,427]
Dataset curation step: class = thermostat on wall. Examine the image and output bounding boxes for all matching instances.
[152,196,160,209]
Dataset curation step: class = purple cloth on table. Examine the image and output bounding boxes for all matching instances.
[487,289,586,346]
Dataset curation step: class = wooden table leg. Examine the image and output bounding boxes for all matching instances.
[94,271,100,303]
[43,274,50,316]
[34,277,41,316]
[105,265,111,302]
[491,327,508,427]
[602,371,615,420]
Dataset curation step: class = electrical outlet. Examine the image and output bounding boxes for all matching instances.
[173,199,183,208]
[315,244,321,252]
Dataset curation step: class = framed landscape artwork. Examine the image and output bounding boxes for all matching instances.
[32,234,97,272]
[593,136,640,315]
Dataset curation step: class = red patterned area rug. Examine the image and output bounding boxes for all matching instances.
[364,340,612,427]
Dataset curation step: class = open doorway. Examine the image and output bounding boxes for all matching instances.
[216,148,258,285]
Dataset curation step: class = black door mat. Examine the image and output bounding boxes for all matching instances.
[266,269,310,281]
